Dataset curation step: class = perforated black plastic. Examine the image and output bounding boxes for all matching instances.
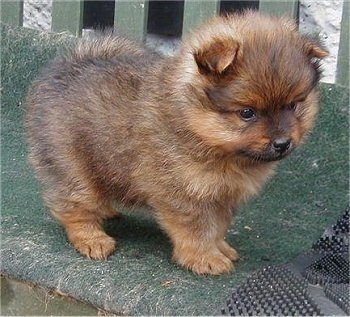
[221,265,322,316]
[312,235,347,254]
[304,208,349,286]
[302,253,349,285]
[312,207,349,255]
[332,207,349,235]
[324,283,350,315]
[222,207,350,316]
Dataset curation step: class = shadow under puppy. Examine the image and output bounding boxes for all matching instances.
[25,11,327,275]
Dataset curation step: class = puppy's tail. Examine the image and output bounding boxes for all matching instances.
[67,30,144,61]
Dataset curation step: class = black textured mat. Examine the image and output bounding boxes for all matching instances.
[302,253,349,285]
[313,207,349,255]
[222,265,322,316]
[324,283,350,315]
[303,207,349,286]
[222,207,350,316]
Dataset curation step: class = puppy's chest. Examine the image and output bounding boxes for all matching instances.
[180,161,272,203]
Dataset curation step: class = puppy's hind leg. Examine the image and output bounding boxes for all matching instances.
[54,209,116,260]
[44,189,117,260]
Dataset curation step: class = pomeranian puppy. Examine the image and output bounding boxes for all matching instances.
[25,11,327,275]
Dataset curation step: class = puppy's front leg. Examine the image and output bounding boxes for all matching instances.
[151,199,239,275]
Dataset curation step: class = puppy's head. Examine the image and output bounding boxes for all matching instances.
[177,11,328,163]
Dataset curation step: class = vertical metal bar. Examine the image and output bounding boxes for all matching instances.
[0,0,23,27]
[182,0,219,37]
[114,0,149,42]
[52,0,84,37]
[336,0,349,87]
[259,0,299,19]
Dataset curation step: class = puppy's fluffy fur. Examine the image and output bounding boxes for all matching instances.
[25,11,327,275]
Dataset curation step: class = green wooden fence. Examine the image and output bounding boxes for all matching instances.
[0,0,348,86]
[336,0,349,87]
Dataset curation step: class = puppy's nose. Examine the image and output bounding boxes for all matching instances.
[273,138,291,153]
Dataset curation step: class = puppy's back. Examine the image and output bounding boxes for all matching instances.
[24,32,159,197]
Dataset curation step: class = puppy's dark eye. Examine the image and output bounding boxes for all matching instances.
[287,102,297,111]
[239,108,256,121]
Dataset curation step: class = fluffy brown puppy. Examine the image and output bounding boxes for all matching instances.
[25,11,328,275]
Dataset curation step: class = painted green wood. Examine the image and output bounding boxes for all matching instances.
[52,0,83,37]
[259,0,299,19]
[114,0,149,42]
[182,0,219,37]
[0,1,23,26]
[336,0,349,87]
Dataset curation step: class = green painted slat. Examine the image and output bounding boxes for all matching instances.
[336,0,349,87]
[0,1,23,26]
[259,0,299,19]
[51,0,83,37]
[182,0,219,37]
[114,0,149,42]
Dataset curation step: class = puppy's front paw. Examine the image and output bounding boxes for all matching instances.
[73,234,116,260]
[66,225,116,260]
[174,247,234,275]
[218,240,240,262]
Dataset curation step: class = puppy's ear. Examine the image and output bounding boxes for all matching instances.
[194,39,240,74]
[306,43,328,59]
[303,37,328,59]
